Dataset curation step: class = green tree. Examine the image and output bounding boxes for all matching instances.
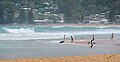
[27,9,34,24]
[58,0,82,23]
[0,2,4,24]
[108,0,120,23]
[0,0,16,24]
[17,9,27,24]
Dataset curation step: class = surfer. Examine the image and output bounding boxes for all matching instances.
[90,38,94,48]
[90,34,95,48]
[71,36,73,43]
[60,40,64,43]
[60,35,65,43]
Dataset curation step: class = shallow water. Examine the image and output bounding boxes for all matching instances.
[0,43,120,59]
[0,25,120,40]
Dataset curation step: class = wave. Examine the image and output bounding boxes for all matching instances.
[2,27,35,34]
[52,26,65,28]
[0,26,120,41]
[96,29,120,34]
[0,30,120,40]
[97,26,109,29]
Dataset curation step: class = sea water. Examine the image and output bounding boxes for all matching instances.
[0,25,120,40]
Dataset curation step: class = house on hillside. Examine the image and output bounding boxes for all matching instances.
[89,21,100,24]
[89,18,108,24]
[33,19,52,24]
[89,18,100,24]
[100,19,109,24]
[83,13,109,24]
[115,15,120,24]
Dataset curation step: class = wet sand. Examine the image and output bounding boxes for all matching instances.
[0,54,120,62]
[0,40,120,60]
[72,39,120,45]
[0,35,120,60]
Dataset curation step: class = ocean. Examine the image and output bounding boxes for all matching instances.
[0,25,120,40]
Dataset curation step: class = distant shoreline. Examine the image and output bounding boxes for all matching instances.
[1,23,120,27]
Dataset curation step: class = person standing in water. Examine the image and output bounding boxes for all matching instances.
[64,35,66,41]
[71,36,73,43]
[111,33,114,40]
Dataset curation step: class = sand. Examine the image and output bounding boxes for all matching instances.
[0,54,120,62]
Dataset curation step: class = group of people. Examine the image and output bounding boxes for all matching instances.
[61,33,115,48]
[90,33,115,48]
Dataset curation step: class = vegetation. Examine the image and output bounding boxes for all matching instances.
[0,0,120,24]
[59,0,120,23]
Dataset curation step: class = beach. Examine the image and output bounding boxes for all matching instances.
[0,54,120,62]
[0,25,120,61]
[0,38,120,59]
[0,36,120,62]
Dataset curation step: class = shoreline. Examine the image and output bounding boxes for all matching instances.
[0,54,120,62]
[1,23,120,27]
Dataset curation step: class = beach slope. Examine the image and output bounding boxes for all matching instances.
[0,54,120,62]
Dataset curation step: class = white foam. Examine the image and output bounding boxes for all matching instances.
[1,26,120,40]
[0,30,120,40]
[97,26,111,29]
[52,26,65,28]
[0,33,65,40]
[3,27,35,34]
[96,29,120,34]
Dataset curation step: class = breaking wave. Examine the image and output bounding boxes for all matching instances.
[0,25,120,40]
[2,27,35,34]
[52,26,65,28]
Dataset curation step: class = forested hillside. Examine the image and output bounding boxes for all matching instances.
[0,0,120,24]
